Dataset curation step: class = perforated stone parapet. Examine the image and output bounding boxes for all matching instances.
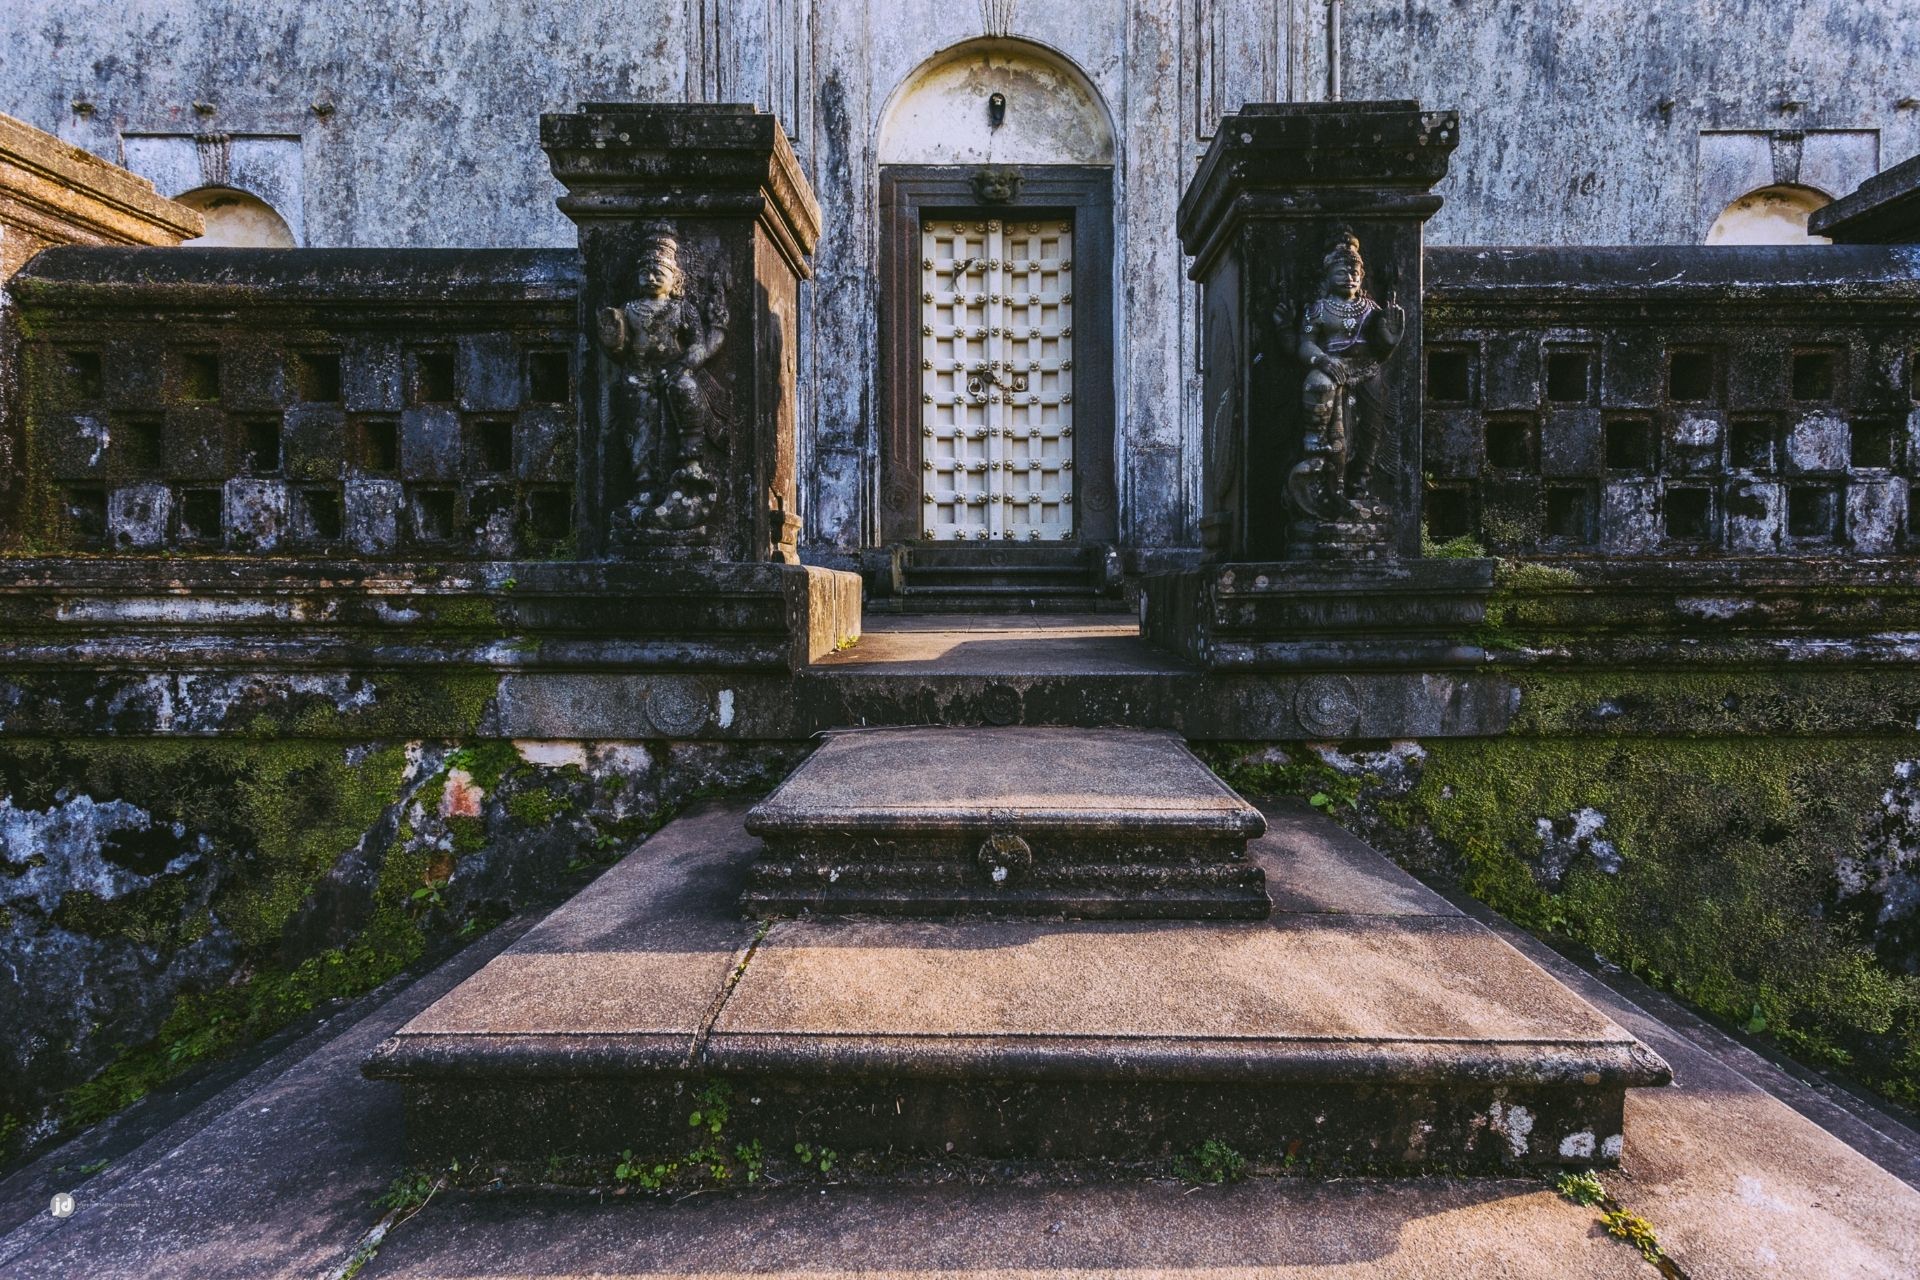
[8,248,582,558]
[1422,245,1920,558]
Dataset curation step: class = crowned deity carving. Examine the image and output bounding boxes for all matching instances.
[1283,230,1405,524]
[596,228,733,533]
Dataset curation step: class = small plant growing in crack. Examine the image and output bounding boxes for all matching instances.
[1552,1168,1684,1276]
[1175,1139,1247,1185]
[1602,1207,1663,1264]
[1554,1168,1606,1206]
[792,1141,837,1174]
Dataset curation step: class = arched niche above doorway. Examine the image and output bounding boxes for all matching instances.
[877,38,1115,168]
[1706,184,1833,246]
[176,186,298,248]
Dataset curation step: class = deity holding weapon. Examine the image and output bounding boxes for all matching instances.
[597,228,733,532]
[1284,229,1405,522]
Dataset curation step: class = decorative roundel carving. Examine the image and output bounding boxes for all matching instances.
[1294,675,1361,738]
[1083,483,1113,513]
[977,832,1033,887]
[643,682,710,737]
[980,683,1022,726]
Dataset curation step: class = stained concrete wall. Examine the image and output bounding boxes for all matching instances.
[1342,0,1920,246]
[1,0,1915,555]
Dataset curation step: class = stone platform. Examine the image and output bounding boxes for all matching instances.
[364,802,1670,1171]
[741,726,1271,918]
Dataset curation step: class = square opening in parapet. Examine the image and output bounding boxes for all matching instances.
[408,487,458,544]
[1849,419,1895,470]
[178,488,223,543]
[119,417,164,475]
[293,487,343,543]
[527,351,571,404]
[294,351,343,403]
[357,417,400,473]
[1667,349,1714,403]
[1545,349,1593,404]
[176,352,221,403]
[243,420,283,474]
[409,350,457,405]
[64,487,107,547]
[1791,349,1839,402]
[524,487,574,546]
[1663,486,1713,541]
[1484,415,1536,470]
[470,417,514,475]
[1545,485,1592,542]
[62,350,103,401]
[1605,417,1657,472]
[1729,417,1775,472]
[1426,348,1474,405]
[1786,485,1839,540]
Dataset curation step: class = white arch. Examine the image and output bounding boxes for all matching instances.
[1706,184,1833,246]
[175,186,297,248]
[877,37,1115,167]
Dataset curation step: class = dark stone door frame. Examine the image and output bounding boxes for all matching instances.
[876,164,1116,547]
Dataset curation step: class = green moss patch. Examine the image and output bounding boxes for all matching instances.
[1407,737,1920,1107]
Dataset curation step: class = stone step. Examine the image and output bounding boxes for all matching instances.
[903,544,1096,569]
[363,802,1672,1173]
[869,589,1134,615]
[885,544,1121,613]
[741,727,1270,918]
[903,569,1093,589]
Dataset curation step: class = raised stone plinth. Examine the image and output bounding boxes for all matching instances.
[1143,558,1494,673]
[740,727,1270,919]
[363,803,1672,1171]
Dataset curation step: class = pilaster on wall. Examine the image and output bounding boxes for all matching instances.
[685,0,811,148]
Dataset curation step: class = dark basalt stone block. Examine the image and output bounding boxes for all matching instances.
[1141,558,1495,673]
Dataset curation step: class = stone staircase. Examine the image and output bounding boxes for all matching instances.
[364,728,1670,1172]
[870,544,1130,613]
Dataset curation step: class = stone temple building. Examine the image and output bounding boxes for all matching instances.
[2,4,1920,1276]
[5,0,1917,569]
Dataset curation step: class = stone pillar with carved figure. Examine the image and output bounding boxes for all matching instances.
[1180,101,1456,562]
[541,104,819,564]
[1144,103,1493,680]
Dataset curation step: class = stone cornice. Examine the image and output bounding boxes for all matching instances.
[0,112,202,255]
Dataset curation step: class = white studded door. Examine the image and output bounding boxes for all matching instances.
[920,217,1074,540]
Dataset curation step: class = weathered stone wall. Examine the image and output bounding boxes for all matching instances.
[1343,0,1920,246]
[0,728,810,1163]
[18,240,1920,566]
[0,112,203,553]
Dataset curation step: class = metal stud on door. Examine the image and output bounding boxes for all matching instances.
[921,218,1074,540]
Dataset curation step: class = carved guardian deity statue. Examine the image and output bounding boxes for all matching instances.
[1285,229,1405,523]
[597,227,733,533]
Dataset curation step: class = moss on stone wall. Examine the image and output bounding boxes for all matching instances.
[0,739,426,1145]
[1408,737,1919,1105]
[0,733,811,1169]
[1210,736,1920,1111]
